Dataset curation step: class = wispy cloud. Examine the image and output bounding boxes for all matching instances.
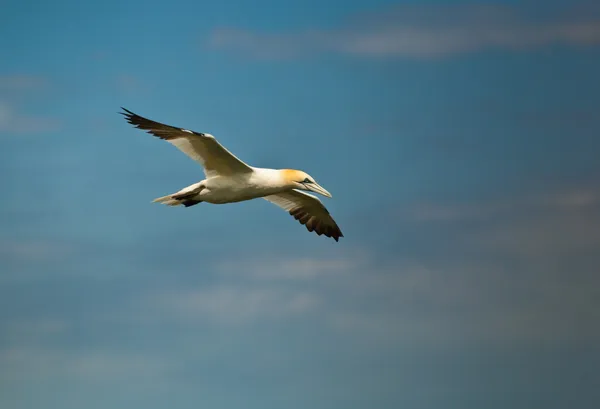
[209,3,600,59]
[115,74,153,96]
[327,260,600,345]
[0,239,72,262]
[2,319,69,346]
[407,188,600,222]
[395,187,600,272]
[0,75,59,134]
[364,186,600,343]
[0,347,171,382]
[215,254,361,280]
[151,286,320,325]
[0,101,60,134]
[136,253,361,325]
[0,75,46,92]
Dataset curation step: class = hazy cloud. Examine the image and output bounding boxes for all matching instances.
[216,254,362,280]
[0,75,59,134]
[0,102,59,134]
[6,319,68,336]
[368,186,600,343]
[0,239,72,263]
[408,188,600,222]
[327,260,600,345]
[209,3,600,59]
[0,347,170,382]
[115,74,154,96]
[0,82,59,135]
[0,75,46,92]
[151,286,320,325]
[404,187,600,260]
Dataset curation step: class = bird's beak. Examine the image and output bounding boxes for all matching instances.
[305,183,332,198]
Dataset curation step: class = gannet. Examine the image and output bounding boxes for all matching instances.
[120,108,343,241]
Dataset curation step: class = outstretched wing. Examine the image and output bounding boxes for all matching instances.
[121,108,252,177]
[263,190,343,242]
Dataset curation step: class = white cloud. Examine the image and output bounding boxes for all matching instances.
[153,285,320,325]
[0,100,59,134]
[0,347,171,382]
[407,188,600,222]
[0,75,58,134]
[0,239,72,262]
[5,319,68,339]
[327,259,600,345]
[0,75,46,91]
[135,253,365,326]
[541,189,599,208]
[208,3,600,59]
[216,254,361,280]
[115,74,153,95]
[341,186,600,344]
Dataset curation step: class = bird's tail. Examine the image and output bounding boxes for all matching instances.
[152,184,204,207]
[152,194,182,206]
[152,192,202,208]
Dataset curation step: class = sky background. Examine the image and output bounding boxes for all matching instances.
[1,0,600,408]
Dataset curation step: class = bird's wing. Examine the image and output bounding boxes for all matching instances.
[121,108,253,177]
[263,189,343,242]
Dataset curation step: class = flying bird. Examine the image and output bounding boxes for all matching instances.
[120,108,343,241]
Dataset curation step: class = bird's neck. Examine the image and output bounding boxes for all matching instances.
[251,168,293,189]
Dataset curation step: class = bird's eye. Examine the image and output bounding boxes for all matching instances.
[303,178,312,184]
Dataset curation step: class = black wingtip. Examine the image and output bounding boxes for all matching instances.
[119,107,134,116]
[119,108,140,127]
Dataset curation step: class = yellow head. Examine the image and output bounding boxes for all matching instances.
[280,169,332,198]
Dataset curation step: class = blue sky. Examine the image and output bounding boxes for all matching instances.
[1,1,600,408]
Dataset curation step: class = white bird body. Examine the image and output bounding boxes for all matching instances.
[163,169,281,204]
[121,108,343,241]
